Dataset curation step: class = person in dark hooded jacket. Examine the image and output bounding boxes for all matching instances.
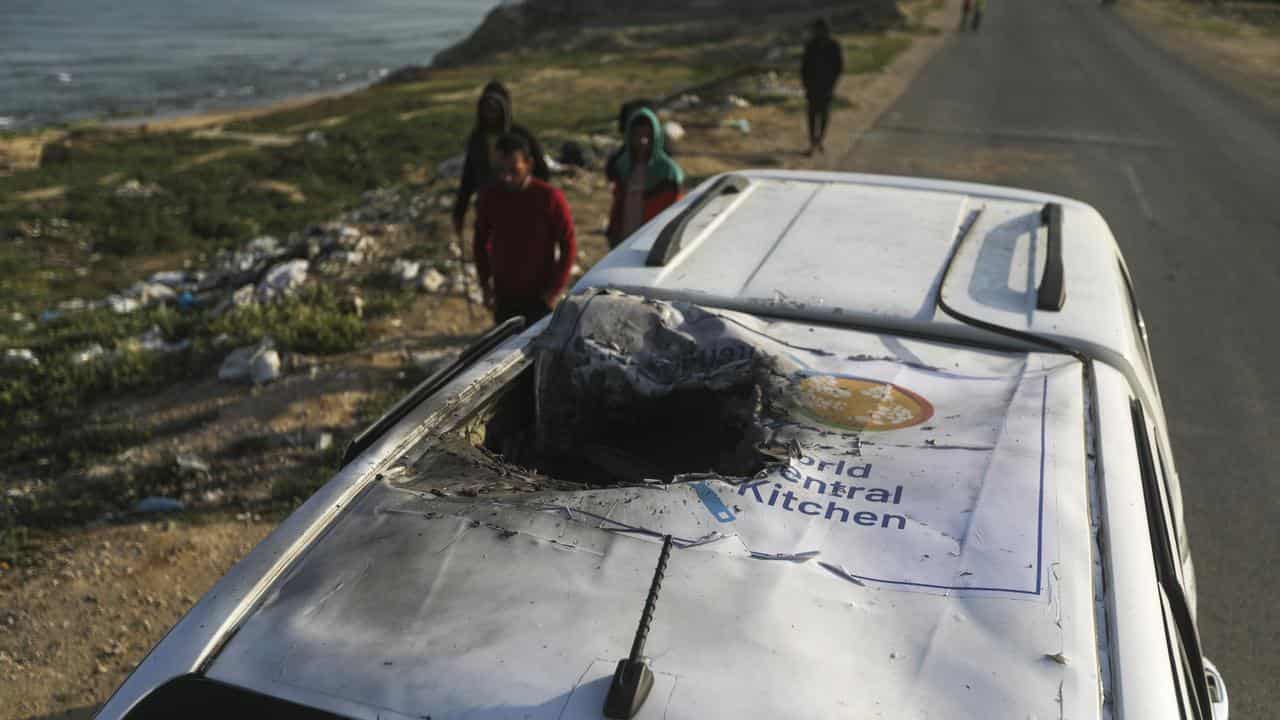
[452,81,550,236]
[605,107,684,249]
[801,19,843,156]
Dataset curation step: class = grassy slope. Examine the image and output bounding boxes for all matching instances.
[0,13,921,552]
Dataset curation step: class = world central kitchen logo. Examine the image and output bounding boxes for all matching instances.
[792,374,934,432]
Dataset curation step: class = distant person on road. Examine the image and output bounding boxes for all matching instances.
[802,18,844,156]
[473,133,576,325]
[971,0,986,30]
[605,107,685,249]
[452,81,550,238]
[960,0,972,30]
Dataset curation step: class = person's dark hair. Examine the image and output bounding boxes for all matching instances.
[495,132,531,160]
[811,18,830,36]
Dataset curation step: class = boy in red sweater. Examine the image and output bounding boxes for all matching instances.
[473,133,577,325]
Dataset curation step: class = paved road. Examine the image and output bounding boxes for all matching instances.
[841,1,1280,715]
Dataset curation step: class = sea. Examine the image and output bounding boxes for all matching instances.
[0,0,501,130]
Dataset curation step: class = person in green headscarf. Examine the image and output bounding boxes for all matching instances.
[606,107,684,249]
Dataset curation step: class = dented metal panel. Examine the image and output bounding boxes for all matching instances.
[207,292,1101,719]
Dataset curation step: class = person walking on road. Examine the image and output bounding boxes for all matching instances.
[452,81,550,238]
[473,133,577,325]
[960,0,972,30]
[605,107,685,249]
[802,18,844,156]
[971,0,986,31]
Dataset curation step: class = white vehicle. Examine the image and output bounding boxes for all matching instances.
[98,171,1228,720]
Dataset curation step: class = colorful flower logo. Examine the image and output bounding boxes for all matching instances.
[793,375,934,431]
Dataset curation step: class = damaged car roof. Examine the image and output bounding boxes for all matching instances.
[577,170,1150,376]
[200,292,1101,720]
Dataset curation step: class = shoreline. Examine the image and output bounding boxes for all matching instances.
[6,78,393,137]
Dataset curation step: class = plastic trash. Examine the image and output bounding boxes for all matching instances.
[132,497,185,514]
[256,259,309,302]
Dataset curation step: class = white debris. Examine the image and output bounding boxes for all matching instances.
[725,118,751,135]
[132,325,190,354]
[391,258,422,288]
[231,283,256,307]
[313,432,334,452]
[105,294,142,314]
[175,453,210,474]
[663,121,686,143]
[132,282,176,306]
[245,235,284,257]
[668,93,702,111]
[148,270,187,287]
[255,259,309,302]
[114,179,163,199]
[419,267,447,293]
[305,130,327,147]
[330,250,365,266]
[726,94,751,108]
[436,153,466,181]
[71,344,107,365]
[3,348,39,368]
[544,155,566,175]
[57,297,90,313]
[250,348,282,385]
[218,338,279,384]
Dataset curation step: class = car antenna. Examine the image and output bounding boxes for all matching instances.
[603,534,674,719]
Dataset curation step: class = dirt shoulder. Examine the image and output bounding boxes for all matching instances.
[1120,0,1280,114]
[1,2,955,718]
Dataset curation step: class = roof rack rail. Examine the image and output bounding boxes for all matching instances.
[645,173,750,267]
[1037,202,1065,311]
[340,316,526,467]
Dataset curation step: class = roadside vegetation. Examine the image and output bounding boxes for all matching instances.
[0,2,961,717]
[1122,0,1280,112]
[0,4,931,566]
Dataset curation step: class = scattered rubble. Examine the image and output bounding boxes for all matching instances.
[251,348,283,385]
[113,179,164,200]
[105,295,142,315]
[130,325,190,355]
[419,267,447,293]
[148,270,187,287]
[725,94,751,108]
[663,121,686,143]
[390,258,422,288]
[218,337,281,385]
[313,432,334,453]
[3,348,39,368]
[70,344,107,365]
[255,259,309,303]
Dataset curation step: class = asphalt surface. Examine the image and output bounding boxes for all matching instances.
[841,1,1280,716]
